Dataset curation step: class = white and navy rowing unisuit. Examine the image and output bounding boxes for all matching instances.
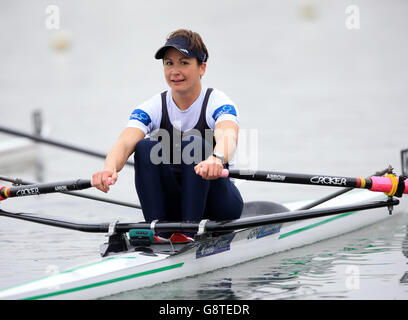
[127,87,240,137]
[128,87,244,225]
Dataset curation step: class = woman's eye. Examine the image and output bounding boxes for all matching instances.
[181,61,189,65]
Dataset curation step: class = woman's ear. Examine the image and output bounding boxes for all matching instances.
[200,62,207,78]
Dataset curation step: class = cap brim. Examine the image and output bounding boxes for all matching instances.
[154,45,193,60]
[154,46,170,59]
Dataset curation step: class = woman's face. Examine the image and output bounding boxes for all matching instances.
[163,48,206,95]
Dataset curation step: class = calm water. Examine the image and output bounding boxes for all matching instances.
[1,0,408,299]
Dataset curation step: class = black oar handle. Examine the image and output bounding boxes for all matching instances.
[224,169,371,188]
[223,169,408,197]
[0,179,92,200]
[0,176,141,209]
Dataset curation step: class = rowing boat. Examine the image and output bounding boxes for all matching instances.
[0,188,405,300]
[0,151,407,300]
[0,111,48,171]
[0,137,39,170]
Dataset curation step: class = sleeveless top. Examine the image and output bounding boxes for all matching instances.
[154,88,218,175]
[160,88,213,139]
[162,88,214,157]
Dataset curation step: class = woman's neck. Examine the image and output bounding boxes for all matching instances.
[172,83,202,111]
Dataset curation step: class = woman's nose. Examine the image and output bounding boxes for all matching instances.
[170,67,181,75]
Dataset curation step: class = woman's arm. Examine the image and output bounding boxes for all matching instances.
[213,120,239,164]
[92,127,145,192]
[194,120,239,180]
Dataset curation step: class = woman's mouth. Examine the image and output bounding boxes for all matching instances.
[171,79,185,85]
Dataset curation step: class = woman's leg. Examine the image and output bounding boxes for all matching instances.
[133,139,181,222]
[180,135,243,222]
[203,179,244,221]
[135,136,243,226]
[180,136,211,222]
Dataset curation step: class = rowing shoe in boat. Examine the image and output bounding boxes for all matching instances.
[0,161,407,299]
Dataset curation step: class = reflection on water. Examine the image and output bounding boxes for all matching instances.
[196,279,238,300]
[400,226,408,284]
[401,273,408,284]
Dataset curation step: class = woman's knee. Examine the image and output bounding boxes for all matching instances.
[204,182,243,220]
[225,190,244,220]
[134,139,162,164]
[205,202,242,221]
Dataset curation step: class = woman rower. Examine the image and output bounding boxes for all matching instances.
[92,29,243,241]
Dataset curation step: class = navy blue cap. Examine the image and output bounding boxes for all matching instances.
[155,36,207,63]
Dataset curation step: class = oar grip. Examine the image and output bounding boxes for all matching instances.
[221,169,229,178]
[197,168,230,178]
[370,176,408,196]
